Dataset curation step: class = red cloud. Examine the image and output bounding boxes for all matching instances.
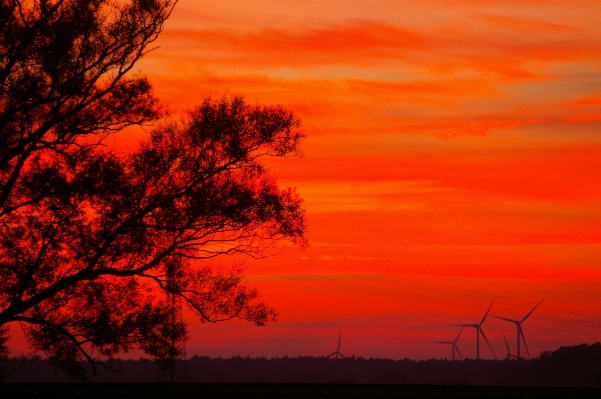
[157,18,601,80]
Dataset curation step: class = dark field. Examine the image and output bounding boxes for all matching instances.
[1,383,600,399]
[3,344,601,398]
[5,343,601,387]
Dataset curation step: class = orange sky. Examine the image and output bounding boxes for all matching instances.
[22,0,600,361]
[129,0,601,361]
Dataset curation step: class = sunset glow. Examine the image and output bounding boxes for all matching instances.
[55,0,601,360]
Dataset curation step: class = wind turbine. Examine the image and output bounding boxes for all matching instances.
[455,300,497,360]
[493,299,543,359]
[327,330,346,359]
[502,334,518,360]
[435,327,463,361]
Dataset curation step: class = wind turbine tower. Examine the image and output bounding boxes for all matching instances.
[493,299,543,359]
[455,300,496,360]
[327,330,346,359]
[435,327,463,361]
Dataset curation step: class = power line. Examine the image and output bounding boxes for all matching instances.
[249,260,601,329]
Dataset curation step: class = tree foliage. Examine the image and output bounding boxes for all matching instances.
[0,0,306,378]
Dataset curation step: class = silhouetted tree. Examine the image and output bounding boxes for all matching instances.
[0,1,306,379]
[0,0,172,203]
[0,327,8,382]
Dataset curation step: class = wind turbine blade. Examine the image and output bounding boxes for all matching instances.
[327,352,337,357]
[521,299,544,323]
[503,334,510,354]
[479,328,497,359]
[452,324,477,328]
[337,331,342,352]
[435,341,453,344]
[519,327,530,358]
[492,315,518,324]
[480,299,495,324]
[454,345,463,360]
[339,353,345,359]
[453,327,464,343]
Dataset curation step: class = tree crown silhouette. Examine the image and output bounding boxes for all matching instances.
[0,0,306,379]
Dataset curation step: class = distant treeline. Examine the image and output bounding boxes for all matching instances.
[2,343,601,386]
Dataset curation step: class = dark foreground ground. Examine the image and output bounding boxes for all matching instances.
[1,383,599,399]
[6,343,601,386]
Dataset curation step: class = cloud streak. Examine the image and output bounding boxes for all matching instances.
[156,18,601,80]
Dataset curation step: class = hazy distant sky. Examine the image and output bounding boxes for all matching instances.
[56,0,601,360]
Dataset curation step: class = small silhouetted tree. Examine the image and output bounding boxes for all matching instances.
[0,0,306,379]
[0,327,8,381]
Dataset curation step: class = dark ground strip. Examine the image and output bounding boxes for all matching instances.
[0,383,599,399]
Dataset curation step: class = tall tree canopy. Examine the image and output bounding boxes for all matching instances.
[0,0,306,378]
